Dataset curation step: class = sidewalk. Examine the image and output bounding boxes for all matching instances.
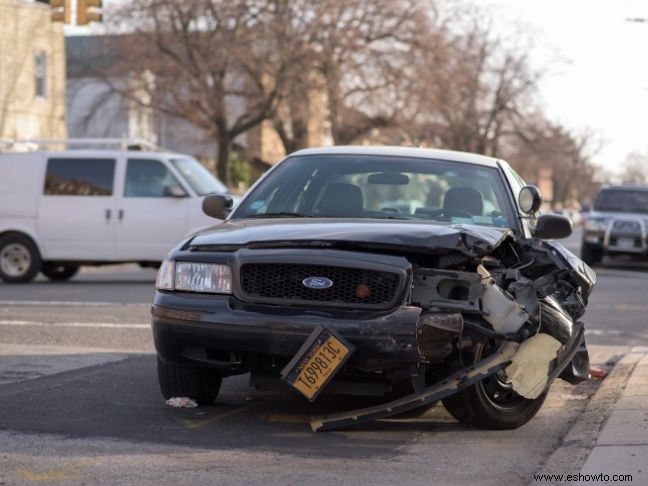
[578,349,648,484]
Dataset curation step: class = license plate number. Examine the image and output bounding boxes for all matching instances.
[281,325,353,401]
[617,237,635,249]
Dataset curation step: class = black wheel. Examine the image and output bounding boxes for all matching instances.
[41,263,80,281]
[0,233,41,283]
[580,243,602,267]
[442,340,548,430]
[156,356,222,405]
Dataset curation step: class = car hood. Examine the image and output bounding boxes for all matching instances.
[188,218,514,257]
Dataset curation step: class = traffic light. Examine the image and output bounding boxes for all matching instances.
[50,0,71,23]
[77,0,103,25]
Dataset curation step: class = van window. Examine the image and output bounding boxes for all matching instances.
[44,158,115,196]
[124,159,184,198]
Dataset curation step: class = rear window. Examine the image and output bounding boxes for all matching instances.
[44,158,115,196]
[594,189,648,214]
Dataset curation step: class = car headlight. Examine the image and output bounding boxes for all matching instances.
[156,260,232,294]
[156,258,175,290]
[584,218,608,232]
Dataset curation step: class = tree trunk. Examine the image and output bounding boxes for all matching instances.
[216,138,230,186]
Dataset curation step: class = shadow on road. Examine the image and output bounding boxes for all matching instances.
[0,355,451,459]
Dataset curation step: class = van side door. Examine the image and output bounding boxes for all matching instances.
[115,158,191,261]
[38,157,117,261]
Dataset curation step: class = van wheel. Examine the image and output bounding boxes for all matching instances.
[157,356,222,405]
[442,340,548,429]
[41,263,80,281]
[0,234,41,283]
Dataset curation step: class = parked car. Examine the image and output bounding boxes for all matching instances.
[0,149,230,283]
[581,185,648,266]
[152,146,595,432]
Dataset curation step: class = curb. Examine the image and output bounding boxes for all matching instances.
[529,352,643,484]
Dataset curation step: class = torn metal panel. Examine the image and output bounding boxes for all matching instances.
[505,334,562,399]
[311,341,520,432]
[411,269,484,312]
[416,312,463,359]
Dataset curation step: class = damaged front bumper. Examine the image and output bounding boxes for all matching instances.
[312,322,586,431]
[152,292,457,373]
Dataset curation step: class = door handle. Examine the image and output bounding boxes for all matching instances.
[105,209,111,221]
[118,209,124,221]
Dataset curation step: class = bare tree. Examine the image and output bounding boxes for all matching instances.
[269,0,428,153]
[104,0,308,183]
[401,7,541,157]
[507,117,602,205]
[621,152,648,184]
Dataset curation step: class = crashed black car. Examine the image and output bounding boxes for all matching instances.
[152,146,595,431]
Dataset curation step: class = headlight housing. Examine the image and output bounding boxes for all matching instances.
[156,259,232,294]
[584,218,608,232]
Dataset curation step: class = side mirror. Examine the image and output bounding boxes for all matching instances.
[518,185,543,214]
[163,185,187,198]
[534,213,572,239]
[202,194,233,219]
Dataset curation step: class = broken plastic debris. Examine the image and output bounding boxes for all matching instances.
[165,397,198,408]
[589,367,608,380]
[505,333,562,399]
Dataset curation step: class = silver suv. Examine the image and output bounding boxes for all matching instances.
[581,185,648,266]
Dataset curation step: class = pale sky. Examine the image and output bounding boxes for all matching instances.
[485,0,648,173]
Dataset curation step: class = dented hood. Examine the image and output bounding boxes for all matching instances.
[188,219,514,257]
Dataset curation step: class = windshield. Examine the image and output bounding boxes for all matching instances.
[232,155,516,229]
[594,189,648,213]
[170,158,227,196]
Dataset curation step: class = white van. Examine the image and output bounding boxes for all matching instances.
[0,147,229,283]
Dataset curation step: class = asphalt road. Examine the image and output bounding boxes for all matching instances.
[0,228,646,485]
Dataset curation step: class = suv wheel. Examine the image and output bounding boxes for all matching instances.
[156,356,222,405]
[442,340,548,429]
[580,243,602,267]
[42,263,80,281]
[0,234,41,283]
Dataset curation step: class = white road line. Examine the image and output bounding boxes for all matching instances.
[0,301,149,307]
[0,320,150,329]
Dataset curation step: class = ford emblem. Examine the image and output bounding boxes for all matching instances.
[303,277,333,289]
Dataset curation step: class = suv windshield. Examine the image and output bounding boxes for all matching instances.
[170,158,227,196]
[594,189,648,213]
[232,155,516,229]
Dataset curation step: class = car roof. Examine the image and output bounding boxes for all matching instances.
[0,150,186,159]
[289,146,501,168]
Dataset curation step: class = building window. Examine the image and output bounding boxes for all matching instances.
[34,52,48,99]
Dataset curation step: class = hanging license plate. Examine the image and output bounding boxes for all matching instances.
[281,324,354,401]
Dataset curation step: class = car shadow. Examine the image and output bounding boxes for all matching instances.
[0,354,454,459]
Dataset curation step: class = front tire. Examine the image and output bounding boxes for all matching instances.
[442,341,548,429]
[41,263,80,281]
[156,356,222,405]
[0,233,41,283]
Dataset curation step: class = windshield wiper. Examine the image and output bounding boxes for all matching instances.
[246,212,315,218]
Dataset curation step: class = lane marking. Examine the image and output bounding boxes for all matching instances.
[0,301,149,307]
[0,320,149,329]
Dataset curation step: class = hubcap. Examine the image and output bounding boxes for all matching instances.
[0,243,31,277]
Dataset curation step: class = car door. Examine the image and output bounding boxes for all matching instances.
[115,157,191,261]
[37,156,117,260]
